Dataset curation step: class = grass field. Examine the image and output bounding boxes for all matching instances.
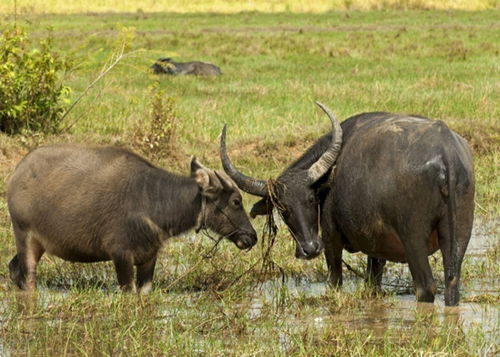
[1,0,498,14]
[0,7,499,356]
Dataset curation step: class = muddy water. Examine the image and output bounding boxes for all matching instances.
[248,219,499,351]
[245,276,499,356]
[250,277,499,333]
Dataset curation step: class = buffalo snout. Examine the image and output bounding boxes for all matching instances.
[234,231,257,250]
[295,238,323,260]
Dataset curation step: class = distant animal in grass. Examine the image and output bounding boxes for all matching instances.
[151,58,222,76]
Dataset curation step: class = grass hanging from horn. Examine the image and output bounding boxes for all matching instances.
[257,179,286,281]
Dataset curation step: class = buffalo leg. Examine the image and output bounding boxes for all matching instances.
[9,222,29,289]
[401,229,436,303]
[9,254,26,290]
[437,225,455,306]
[438,202,473,306]
[112,252,136,292]
[10,224,44,291]
[321,218,343,288]
[136,256,157,294]
[366,256,386,292]
[24,238,45,290]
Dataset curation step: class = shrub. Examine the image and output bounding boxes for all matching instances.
[0,27,72,135]
[133,81,179,160]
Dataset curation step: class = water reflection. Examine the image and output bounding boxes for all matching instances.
[249,276,499,349]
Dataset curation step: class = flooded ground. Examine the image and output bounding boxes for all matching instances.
[0,219,497,356]
[246,277,499,347]
[244,218,499,354]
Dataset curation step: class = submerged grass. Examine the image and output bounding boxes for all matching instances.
[0,9,498,356]
[0,276,498,356]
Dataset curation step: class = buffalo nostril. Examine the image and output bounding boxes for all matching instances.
[236,240,247,249]
[300,240,323,259]
[238,232,257,249]
[302,241,318,255]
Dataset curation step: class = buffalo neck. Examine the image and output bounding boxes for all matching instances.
[132,166,202,238]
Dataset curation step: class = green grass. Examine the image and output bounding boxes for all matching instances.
[0,10,499,356]
[0,0,497,14]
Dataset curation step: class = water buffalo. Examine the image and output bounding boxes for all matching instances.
[220,103,474,306]
[7,145,257,292]
[151,58,222,76]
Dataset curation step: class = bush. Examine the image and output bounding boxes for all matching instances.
[133,81,179,160]
[0,27,72,135]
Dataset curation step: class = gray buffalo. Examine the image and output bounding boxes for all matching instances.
[7,145,256,292]
[151,58,222,76]
[220,103,474,306]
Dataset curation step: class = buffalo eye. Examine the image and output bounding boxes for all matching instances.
[307,194,316,206]
[232,198,241,208]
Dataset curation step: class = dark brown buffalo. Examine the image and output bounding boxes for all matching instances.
[221,104,475,306]
[7,145,256,292]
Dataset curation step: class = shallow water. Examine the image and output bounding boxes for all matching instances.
[246,276,499,355]
[0,219,498,355]
[245,218,499,352]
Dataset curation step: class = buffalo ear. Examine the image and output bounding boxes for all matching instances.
[316,165,336,199]
[250,198,272,218]
[190,157,221,198]
[213,170,235,192]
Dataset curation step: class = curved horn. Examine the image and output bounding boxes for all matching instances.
[307,102,343,183]
[219,125,267,197]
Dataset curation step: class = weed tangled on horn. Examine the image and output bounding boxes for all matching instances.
[258,179,286,281]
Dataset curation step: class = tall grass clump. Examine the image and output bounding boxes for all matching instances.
[0,27,71,135]
[133,81,179,160]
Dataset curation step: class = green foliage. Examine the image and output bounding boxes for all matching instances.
[0,27,72,135]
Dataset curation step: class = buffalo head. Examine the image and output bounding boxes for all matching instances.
[191,158,257,250]
[219,102,342,259]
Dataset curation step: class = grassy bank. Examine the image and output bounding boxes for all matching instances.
[0,9,499,356]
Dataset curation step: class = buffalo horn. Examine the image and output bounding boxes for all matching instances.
[307,102,343,183]
[219,125,267,197]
